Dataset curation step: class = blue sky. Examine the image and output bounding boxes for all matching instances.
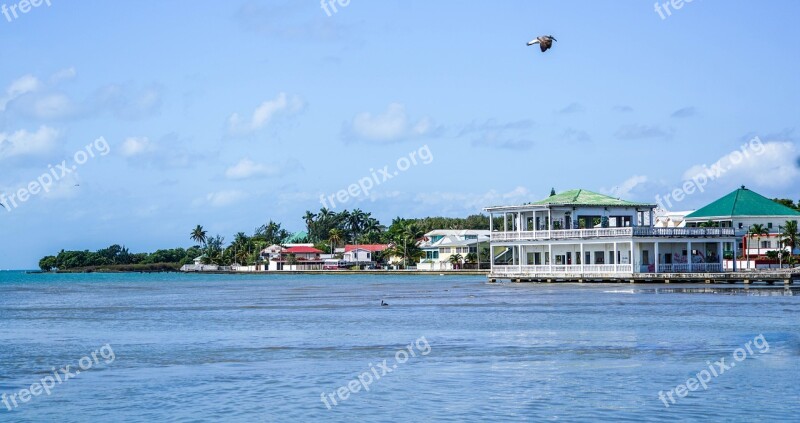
[1,0,798,268]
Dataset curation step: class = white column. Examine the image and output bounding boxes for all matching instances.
[580,242,584,273]
[518,245,523,273]
[687,241,692,272]
[504,213,508,232]
[548,244,552,267]
[613,241,617,271]
[548,208,552,238]
[517,212,522,235]
[717,241,723,271]
[489,213,493,232]
[630,241,635,272]
[654,242,659,273]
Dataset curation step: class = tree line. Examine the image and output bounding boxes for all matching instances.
[40,209,495,271]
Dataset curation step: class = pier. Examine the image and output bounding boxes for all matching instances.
[489,269,800,284]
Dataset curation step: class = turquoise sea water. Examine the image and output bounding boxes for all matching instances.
[0,271,798,422]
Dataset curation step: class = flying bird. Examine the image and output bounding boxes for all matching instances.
[527,35,557,52]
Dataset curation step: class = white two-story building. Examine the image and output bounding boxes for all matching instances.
[684,186,800,257]
[417,230,490,270]
[485,189,736,279]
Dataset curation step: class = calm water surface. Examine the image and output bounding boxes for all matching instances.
[0,271,798,422]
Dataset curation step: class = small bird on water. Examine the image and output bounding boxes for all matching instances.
[527,35,557,52]
[380,300,389,307]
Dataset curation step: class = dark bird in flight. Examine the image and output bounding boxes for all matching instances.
[527,35,557,52]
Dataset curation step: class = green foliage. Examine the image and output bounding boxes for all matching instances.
[190,225,207,245]
[781,220,799,252]
[303,208,384,244]
[253,221,290,246]
[44,245,202,271]
[39,256,57,272]
[772,198,800,211]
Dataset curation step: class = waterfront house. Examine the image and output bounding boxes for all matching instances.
[484,189,736,279]
[261,245,325,270]
[343,244,390,265]
[684,186,800,257]
[417,230,490,270]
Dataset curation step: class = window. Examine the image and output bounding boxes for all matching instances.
[608,251,615,264]
[585,251,591,265]
[761,241,770,248]
[594,251,604,264]
[534,252,541,265]
[768,223,773,229]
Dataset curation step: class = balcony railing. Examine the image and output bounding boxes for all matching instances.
[490,227,734,242]
[654,263,723,273]
[492,264,634,275]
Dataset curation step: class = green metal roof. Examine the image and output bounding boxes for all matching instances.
[686,187,800,219]
[531,189,654,207]
[284,231,308,243]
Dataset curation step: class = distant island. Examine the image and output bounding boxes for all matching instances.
[38,208,496,272]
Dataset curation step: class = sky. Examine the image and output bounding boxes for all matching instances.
[1,0,798,268]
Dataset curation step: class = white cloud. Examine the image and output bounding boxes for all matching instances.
[228,92,304,134]
[615,124,673,141]
[602,175,648,199]
[346,103,437,143]
[682,140,799,188]
[120,137,156,157]
[49,67,77,84]
[205,190,247,207]
[92,83,164,120]
[29,93,76,119]
[415,186,534,212]
[459,119,535,150]
[0,126,60,159]
[0,75,42,111]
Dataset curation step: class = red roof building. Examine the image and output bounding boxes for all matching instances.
[343,244,390,253]
[284,246,324,254]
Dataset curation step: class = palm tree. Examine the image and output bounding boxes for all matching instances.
[465,252,477,269]
[303,211,316,232]
[395,222,425,268]
[318,208,334,222]
[328,228,344,253]
[190,225,207,246]
[781,220,799,255]
[749,224,769,257]
[449,253,464,270]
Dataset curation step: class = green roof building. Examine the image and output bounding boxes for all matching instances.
[531,188,655,208]
[284,231,309,243]
[685,186,800,255]
[484,188,736,277]
[685,186,799,228]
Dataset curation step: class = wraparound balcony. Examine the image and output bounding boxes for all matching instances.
[490,227,734,242]
[492,263,724,275]
[492,264,634,275]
